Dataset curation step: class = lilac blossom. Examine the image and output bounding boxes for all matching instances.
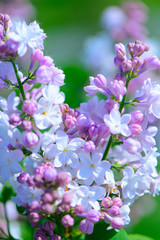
[104,109,131,137]
[77,151,111,185]
[1,13,160,238]
[9,21,46,56]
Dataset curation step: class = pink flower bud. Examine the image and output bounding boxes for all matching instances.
[111,217,124,230]
[39,56,54,66]
[110,80,126,100]
[130,124,142,135]
[77,114,90,128]
[52,191,60,202]
[21,119,32,131]
[114,43,126,59]
[101,197,113,208]
[122,60,132,72]
[42,203,54,214]
[132,57,143,71]
[27,176,35,187]
[61,214,74,228]
[44,168,57,182]
[61,193,72,206]
[133,43,146,56]
[144,56,160,70]
[123,138,141,154]
[57,172,70,187]
[105,206,120,216]
[83,141,95,153]
[43,221,55,231]
[23,100,38,115]
[88,124,98,137]
[31,49,44,63]
[41,193,54,203]
[60,103,69,114]
[114,73,126,82]
[3,14,10,24]
[65,115,76,128]
[9,113,21,126]
[34,230,47,240]
[28,212,40,224]
[131,111,144,124]
[93,74,107,88]
[79,219,94,234]
[17,172,30,184]
[51,235,61,240]
[27,201,41,213]
[114,56,122,68]
[0,24,4,37]
[86,209,100,223]
[144,44,150,52]
[74,205,84,215]
[23,132,39,148]
[112,197,123,208]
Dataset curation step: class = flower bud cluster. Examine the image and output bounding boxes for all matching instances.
[102,1,148,41]
[114,41,160,77]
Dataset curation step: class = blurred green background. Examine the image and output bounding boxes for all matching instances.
[29,1,160,239]
[2,0,160,239]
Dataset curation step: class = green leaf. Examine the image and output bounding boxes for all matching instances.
[110,229,128,240]
[85,221,128,240]
[128,234,154,240]
[0,186,15,203]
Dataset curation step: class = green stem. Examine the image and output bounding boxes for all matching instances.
[119,75,131,113]
[4,203,12,239]
[102,135,113,160]
[11,61,25,100]
[103,73,133,160]
[0,227,9,238]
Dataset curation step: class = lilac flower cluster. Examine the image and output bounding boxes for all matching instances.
[1,13,160,239]
[101,1,148,42]
[83,0,160,94]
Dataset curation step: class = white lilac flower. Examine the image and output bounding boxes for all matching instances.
[34,97,62,130]
[104,108,131,137]
[121,166,152,201]
[14,185,43,206]
[150,174,160,197]
[136,126,157,150]
[108,145,141,166]
[45,132,84,168]
[140,148,159,177]
[119,205,130,225]
[74,185,106,211]
[0,91,21,116]
[0,149,23,182]
[135,79,160,120]
[0,62,17,88]
[0,111,13,148]
[77,151,111,185]
[42,129,70,151]
[103,169,118,195]
[80,96,108,123]
[34,84,64,130]
[41,83,65,105]
[9,21,46,56]
[10,128,23,149]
